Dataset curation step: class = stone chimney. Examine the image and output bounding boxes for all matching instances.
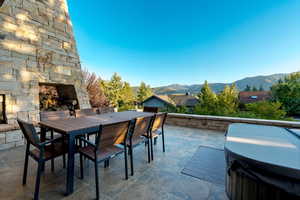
[0,0,90,124]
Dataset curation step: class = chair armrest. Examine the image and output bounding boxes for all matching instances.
[38,137,63,147]
[78,137,97,148]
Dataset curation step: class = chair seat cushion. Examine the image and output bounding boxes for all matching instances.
[78,145,123,161]
[30,140,67,161]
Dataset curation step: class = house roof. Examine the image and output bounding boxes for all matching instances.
[142,94,198,107]
[238,91,271,104]
[168,94,199,107]
[142,95,176,106]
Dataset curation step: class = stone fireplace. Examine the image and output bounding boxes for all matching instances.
[0,0,90,125]
[39,83,80,112]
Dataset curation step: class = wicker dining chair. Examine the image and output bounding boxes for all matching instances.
[17,119,68,200]
[78,120,131,200]
[75,108,98,118]
[127,115,154,176]
[146,113,168,160]
[40,111,70,169]
[143,106,159,113]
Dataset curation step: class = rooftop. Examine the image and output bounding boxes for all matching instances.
[0,125,227,200]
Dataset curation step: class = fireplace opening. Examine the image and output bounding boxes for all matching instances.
[39,83,80,112]
[0,94,7,124]
[0,0,5,8]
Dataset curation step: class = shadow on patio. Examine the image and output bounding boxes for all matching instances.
[0,125,227,200]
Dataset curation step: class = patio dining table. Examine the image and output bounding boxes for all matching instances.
[39,111,155,195]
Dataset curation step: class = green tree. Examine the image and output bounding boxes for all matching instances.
[252,86,258,91]
[176,105,188,114]
[218,84,239,115]
[271,72,300,116]
[259,85,264,91]
[245,101,287,120]
[137,82,153,103]
[244,85,251,91]
[119,82,136,111]
[195,81,218,115]
[100,73,124,107]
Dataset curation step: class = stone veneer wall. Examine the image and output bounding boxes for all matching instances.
[166,113,300,132]
[0,0,90,125]
[0,0,90,150]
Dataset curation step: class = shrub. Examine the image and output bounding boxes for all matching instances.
[244,101,287,120]
[83,69,109,107]
[271,72,300,116]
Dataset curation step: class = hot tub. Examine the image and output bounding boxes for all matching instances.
[225,123,300,200]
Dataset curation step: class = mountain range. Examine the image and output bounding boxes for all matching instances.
[151,73,289,95]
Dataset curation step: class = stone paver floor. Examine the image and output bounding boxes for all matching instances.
[0,125,227,200]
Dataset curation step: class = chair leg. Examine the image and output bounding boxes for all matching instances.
[63,154,66,168]
[129,147,134,176]
[51,130,55,172]
[94,162,99,200]
[80,154,84,179]
[34,161,43,200]
[124,148,128,180]
[154,137,157,145]
[23,144,30,185]
[150,137,154,161]
[147,140,151,163]
[162,131,165,152]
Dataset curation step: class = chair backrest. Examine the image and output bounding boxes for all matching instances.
[95,120,131,151]
[152,113,167,132]
[17,119,40,147]
[75,108,98,118]
[40,110,70,121]
[131,116,154,140]
[98,107,115,114]
[143,106,158,113]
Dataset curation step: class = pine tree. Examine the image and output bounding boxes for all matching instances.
[218,84,239,115]
[252,86,258,91]
[244,85,251,91]
[259,85,264,91]
[195,81,218,115]
[100,73,124,107]
[137,82,153,103]
[119,82,136,110]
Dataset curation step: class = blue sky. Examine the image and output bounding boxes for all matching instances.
[68,0,300,87]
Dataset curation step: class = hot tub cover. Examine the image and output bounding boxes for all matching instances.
[225,123,300,196]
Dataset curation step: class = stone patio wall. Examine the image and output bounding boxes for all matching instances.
[166,113,300,132]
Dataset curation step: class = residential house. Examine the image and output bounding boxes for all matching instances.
[238,91,272,104]
[142,93,199,111]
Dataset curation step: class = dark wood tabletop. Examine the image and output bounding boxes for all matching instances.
[39,110,155,134]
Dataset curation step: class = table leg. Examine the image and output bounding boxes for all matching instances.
[40,127,46,142]
[66,134,75,195]
[40,127,46,171]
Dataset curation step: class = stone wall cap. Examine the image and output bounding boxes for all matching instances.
[167,113,300,128]
[0,124,19,133]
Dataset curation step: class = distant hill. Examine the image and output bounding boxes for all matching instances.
[152,73,289,95]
